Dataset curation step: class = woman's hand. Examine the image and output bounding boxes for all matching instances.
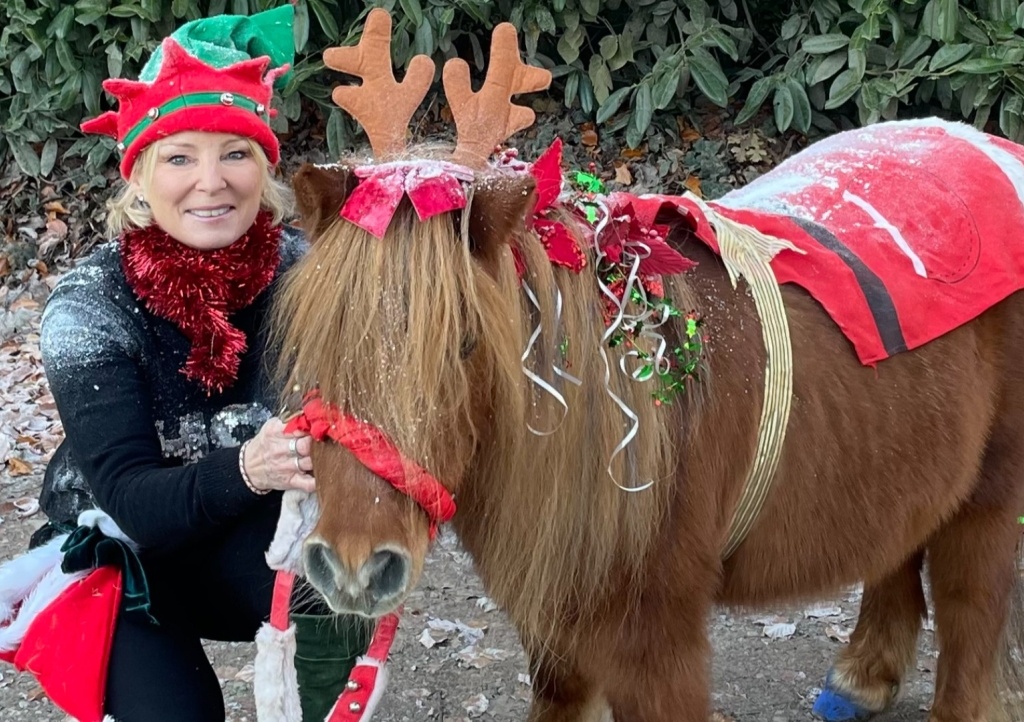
[241,417,315,494]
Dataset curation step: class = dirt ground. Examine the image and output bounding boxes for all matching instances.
[0,279,941,722]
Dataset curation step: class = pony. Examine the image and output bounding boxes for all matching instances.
[272,10,1024,721]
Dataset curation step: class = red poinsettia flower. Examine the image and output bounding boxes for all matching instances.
[599,199,695,276]
[527,138,587,273]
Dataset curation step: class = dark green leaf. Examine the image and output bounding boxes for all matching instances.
[802,33,849,54]
[85,138,114,172]
[897,34,932,67]
[107,44,123,78]
[48,6,76,39]
[556,25,584,64]
[55,39,76,73]
[564,71,579,108]
[412,17,434,55]
[773,83,794,131]
[688,50,729,107]
[40,137,58,177]
[780,15,802,41]
[735,76,773,125]
[293,0,310,52]
[810,51,847,85]
[651,67,681,109]
[596,85,633,124]
[326,108,347,160]
[578,73,595,115]
[9,139,41,176]
[786,77,812,132]
[232,0,248,15]
[588,55,612,104]
[953,58,1013,74]
[171,0,190,17]
[625,88,653,149]
[825,68,861,109]
[706,26,739,60]
[599,34,618,61]
[399,0,424,28]
[928,43,972,71]
[848,46,866,80]
[309,0,339,41]
[580,0,600,18]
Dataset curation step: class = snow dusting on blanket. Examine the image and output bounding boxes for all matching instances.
[638,118,1024,365]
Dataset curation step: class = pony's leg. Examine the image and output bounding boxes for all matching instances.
[526,655,606,722]
[812,553,926,721]
[604,619,711,722]
[925,502,1019,722]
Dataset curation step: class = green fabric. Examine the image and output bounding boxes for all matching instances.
[141,5,295,89]
[60,524,155,624]
[293,612,372,722]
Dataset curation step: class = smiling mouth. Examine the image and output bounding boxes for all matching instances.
[188,207,233,219]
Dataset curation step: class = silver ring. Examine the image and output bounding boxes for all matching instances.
[288,438,298,457]
[294,456,302,472]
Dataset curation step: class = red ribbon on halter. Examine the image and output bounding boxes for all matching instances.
[284,394,456,538]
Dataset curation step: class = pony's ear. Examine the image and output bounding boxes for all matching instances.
[468,173,536,258]
[291,163,358,240]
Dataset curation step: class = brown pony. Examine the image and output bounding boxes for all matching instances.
[272,11,1024,722]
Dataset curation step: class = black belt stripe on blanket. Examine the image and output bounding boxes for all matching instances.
[788,216,908,356]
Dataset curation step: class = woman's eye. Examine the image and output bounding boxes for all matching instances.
[225,149,250,161]
[165,155,189,166]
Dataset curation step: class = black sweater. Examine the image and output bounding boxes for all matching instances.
[38,226,306,550]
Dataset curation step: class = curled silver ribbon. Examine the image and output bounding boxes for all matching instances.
[520,282,579,436]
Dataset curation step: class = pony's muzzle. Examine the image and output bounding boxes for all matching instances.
[302,537,410,617]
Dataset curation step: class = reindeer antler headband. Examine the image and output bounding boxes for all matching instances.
[325,9,552,237]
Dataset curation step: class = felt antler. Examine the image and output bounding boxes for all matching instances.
[323,8,435,159]
[443,23,552,169]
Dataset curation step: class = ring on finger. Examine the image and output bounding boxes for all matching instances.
[288,438,298,457]
[294,456,302,472]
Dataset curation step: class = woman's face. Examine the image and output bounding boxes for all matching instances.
[140,132,264,250]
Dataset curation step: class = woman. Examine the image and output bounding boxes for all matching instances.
[24,7,367,721]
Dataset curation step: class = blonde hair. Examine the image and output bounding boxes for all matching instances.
[105,138,293,236]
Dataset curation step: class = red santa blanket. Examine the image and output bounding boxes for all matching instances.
[633,118,1024,366]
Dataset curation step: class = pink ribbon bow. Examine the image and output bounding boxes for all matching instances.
[340,160,475,239]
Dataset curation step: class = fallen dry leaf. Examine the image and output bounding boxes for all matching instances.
[825,623,852,644]
[45,218,68,240]
[613,163,633,185]
[620,147,645,160]
[462,693,489,717]
[683,175,703,196]
[14,497,40,517]
[6,457,33,476]
[43,201,69,215]
[763,621,797,640]
[580,123,598,147]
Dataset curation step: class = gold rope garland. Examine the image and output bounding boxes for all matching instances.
[685,196,805,560]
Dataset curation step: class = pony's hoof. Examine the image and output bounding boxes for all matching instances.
[811,672,876,721]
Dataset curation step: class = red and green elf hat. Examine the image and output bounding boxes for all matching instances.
[81,5,294,179]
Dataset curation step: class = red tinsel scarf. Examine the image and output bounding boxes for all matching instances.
[120,211,281,394]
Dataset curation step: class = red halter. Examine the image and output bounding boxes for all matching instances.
[284,393,457,538]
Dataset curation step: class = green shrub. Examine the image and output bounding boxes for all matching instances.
[3,0,1024,183]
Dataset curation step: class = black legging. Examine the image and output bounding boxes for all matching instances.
[104,497,294,722]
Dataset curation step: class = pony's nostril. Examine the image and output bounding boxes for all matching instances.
[303,541,340,594]
[364,549,408,597]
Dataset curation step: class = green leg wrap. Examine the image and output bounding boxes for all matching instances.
[292,613,373,722]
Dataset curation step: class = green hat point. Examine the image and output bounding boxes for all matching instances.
[141,5,295,90]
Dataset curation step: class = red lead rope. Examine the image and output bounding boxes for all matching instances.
[284,393,457,539]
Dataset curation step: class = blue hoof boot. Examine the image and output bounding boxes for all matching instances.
[811,672,876,721]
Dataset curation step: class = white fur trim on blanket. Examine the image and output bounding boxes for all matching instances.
[77,510,137,549]
[265,490,319,574]
[0,534,68,624]
[0,562,87,653]
[254,621,302,722]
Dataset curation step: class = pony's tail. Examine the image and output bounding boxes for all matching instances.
[993,536,1024,721]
